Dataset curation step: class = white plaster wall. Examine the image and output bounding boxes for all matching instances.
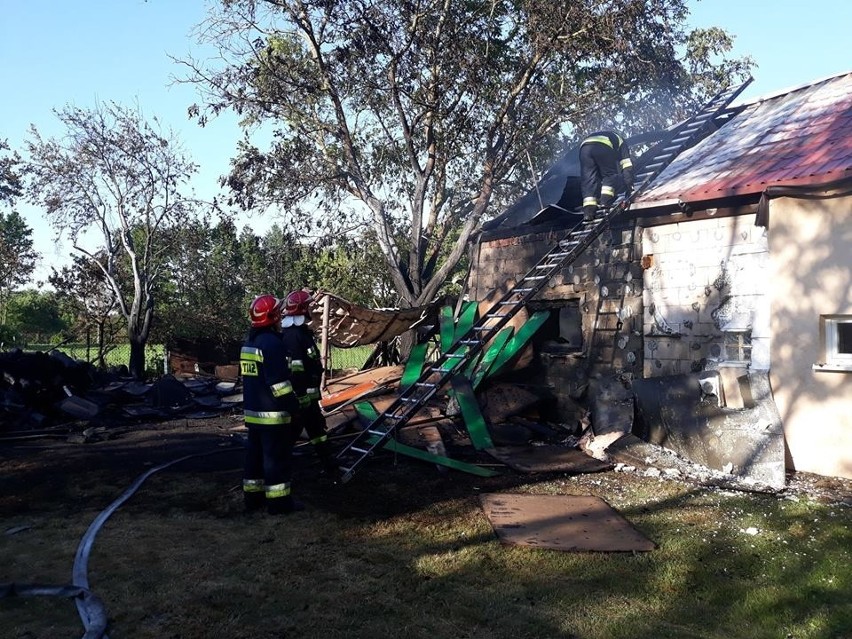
[768,195,852,480]
[641,215,771,376]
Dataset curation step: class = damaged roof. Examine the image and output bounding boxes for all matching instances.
[480,128,667,236]
[635,71,852,207]
[308,292,443,348]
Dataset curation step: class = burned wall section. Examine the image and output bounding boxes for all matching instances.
[469,221,644,429]
[641,214,770,383]
[636,212,786,486]
[633,370,785,488]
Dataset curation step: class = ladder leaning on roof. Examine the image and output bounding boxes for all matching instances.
[334,77,754,484]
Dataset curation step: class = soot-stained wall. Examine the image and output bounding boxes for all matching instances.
[640,214,770,377]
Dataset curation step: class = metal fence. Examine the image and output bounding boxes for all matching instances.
[24,328,373,378]
[325,345,373,372]
[24,342,165,375]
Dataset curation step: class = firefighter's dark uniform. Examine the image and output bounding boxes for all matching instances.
[240,327,302,514]
[279,323,335,472]
[580,131,634,220]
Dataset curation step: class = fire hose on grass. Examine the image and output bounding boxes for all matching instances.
[1,443,243,639]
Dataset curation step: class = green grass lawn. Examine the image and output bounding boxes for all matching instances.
[2,425,850,639]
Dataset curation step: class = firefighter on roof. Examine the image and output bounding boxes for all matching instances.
[579,130,635,221]
[240,294,303,514]
[279,289,337,475]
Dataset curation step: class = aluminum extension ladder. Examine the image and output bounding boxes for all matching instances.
[335,77,753,483]
[585,77,753,373]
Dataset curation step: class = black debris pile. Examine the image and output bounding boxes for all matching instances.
[1,349,242,439]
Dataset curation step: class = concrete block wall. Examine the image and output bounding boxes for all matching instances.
[471,229,600,301]
[470,224,644,395]
[641,214,770,377]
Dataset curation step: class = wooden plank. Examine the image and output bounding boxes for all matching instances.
[366,435,499,477]
[320,381,384,412]
[450,376,494,450]
[354,401,499,477]
[324,365,404,393]
[453,301,479,345]
[470,327,513,390]
[488,311,550,377]
[480,494,656,552]
[439,305,455,353]
[401,343,428,389]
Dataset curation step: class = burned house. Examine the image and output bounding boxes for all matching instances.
[469,72,852,483]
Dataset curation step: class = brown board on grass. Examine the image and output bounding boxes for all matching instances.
[479,493,656,552]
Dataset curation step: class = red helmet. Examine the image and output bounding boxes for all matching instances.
[249,294,282,328]
[283,290,313,317]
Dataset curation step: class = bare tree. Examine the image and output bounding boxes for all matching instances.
[26,102,198,378]
[50,254,122,369]
[177,0,751,307]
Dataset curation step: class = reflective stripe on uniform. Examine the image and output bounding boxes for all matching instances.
[290,359,305,372]
[265,482,291,499]
[244,410,291,425]
[306,387,320,400]
[298,395,311,408]
[583,196,598,207]
[620,158,633,169]
[243,478,264,493]
[310,434,328,445]
[582,134,613,148]
[241,347,263,362]
[270,380,294,398]
[601,185,615,197]
[307,346,319,358]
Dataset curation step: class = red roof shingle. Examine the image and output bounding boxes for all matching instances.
[636,72,852,205]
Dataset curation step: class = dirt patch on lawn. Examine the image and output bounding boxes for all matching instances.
[0,416,538,524]
[2,416,850,522]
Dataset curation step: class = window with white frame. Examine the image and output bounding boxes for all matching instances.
[816,315,852,372]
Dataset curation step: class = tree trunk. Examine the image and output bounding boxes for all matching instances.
[128,337,146,380]
[397,329,416,361]
[96,322,107,369]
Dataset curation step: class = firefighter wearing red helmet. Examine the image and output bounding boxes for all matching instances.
[279,289,337,474]
[282,289,312,325]
[240,294,304,514]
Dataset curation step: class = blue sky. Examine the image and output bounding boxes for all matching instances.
[2,0,851,282]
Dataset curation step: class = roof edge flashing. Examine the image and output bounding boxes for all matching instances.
[631,198,683,210]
